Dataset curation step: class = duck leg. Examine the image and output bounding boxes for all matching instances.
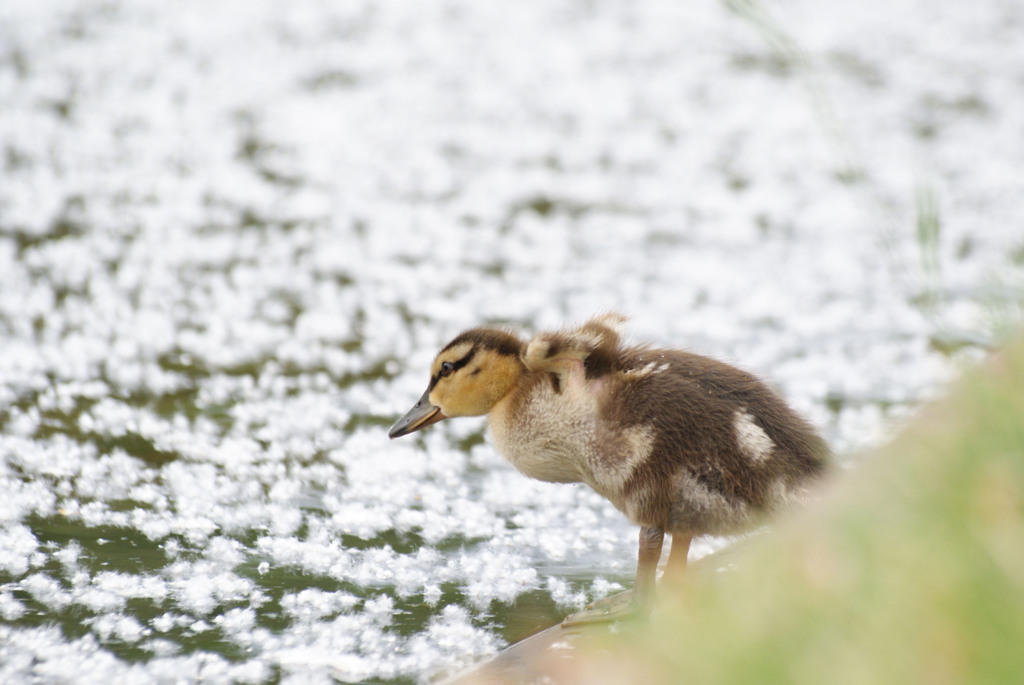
[632,526,665,615]
[666,533,692,576]
[561,526,664,626]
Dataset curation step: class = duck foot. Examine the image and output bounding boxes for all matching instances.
[560,590,644,627]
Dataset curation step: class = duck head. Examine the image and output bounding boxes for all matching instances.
[388,327,525,439]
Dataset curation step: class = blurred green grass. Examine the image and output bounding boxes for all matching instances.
[570,334,1024,684]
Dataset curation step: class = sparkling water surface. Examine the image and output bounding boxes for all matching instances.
[1,0,1022,682]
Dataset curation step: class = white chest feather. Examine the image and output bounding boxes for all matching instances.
[489,371,601,484]
[488,370,655,515]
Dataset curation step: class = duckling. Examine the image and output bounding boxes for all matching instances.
[389,315,829,622]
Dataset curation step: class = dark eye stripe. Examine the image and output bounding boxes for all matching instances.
[449,347,477,373]
[431,347,478,386]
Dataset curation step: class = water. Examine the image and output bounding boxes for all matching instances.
[1,0,1021,682]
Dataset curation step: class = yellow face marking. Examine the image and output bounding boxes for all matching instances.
[428,343,521,418]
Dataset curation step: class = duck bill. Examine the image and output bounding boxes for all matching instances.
[388,388,446,439]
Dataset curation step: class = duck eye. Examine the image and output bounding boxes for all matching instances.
[440,361,455,377]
